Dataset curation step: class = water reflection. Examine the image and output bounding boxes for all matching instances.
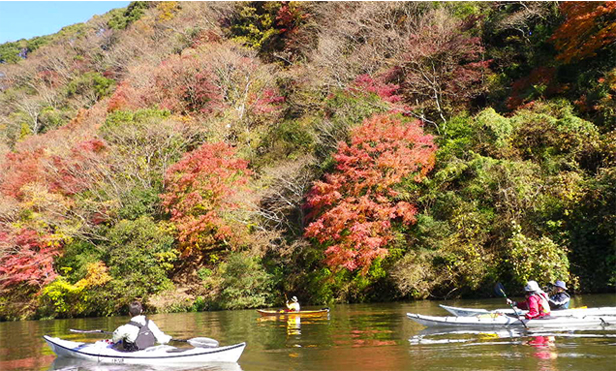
[409,328,523,345]
[526,336,557,371]
[409,326,616,346]
[2,296,615,371]
[49,358,243,371]
[286,316,301,336]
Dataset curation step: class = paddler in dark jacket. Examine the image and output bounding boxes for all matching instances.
[112,301,171,351]
[548,280,571,310]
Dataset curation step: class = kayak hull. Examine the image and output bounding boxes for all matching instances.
[256,308,330,317]
[43,335,246,365]
[407,313,615,329]
[439,304,616,318]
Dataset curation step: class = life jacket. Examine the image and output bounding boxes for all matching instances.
[124,318,156,351]
[537,292,551,315]
[286,301,300,312]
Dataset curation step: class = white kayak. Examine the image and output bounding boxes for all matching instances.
[439,304,616,318]
[43,335,246,365]
[407,312,616,329]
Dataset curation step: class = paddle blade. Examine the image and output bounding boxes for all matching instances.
[186,337,219,348]
[494,283,507,298]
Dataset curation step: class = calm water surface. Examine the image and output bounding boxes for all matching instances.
[1,295,615,371]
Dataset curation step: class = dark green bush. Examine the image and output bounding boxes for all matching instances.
[101,216,177,303]
[107,1,150,30]
[215,252,276,310]
[66,72,116,106]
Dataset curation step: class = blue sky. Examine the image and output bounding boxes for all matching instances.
[0,1,130,44]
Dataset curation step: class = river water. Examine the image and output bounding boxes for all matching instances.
[1,295,614,371]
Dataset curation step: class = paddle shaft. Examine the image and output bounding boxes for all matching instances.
[496,286,529,329]
[69,329,218,347]
[70,329,112,334]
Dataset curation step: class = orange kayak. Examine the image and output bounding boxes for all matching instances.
[256,308,330,316]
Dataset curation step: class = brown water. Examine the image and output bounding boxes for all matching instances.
[1,295,615,371]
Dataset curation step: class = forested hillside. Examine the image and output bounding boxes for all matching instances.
[0,1,614,320]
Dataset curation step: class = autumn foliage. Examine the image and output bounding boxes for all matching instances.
[349,74,402,104]
[506,67,558,110]
[400,13,491,122]
[107,42,284,122]
[0,150,45,199]
[0,229,60,288]
[0,135,109,291]
[160,142,251,257]
[304,114,436,274]
[552,2,616,63]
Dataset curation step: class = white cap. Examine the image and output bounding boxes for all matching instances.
[524,280,540,292]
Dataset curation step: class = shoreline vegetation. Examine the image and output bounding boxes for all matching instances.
[0,2,614,321]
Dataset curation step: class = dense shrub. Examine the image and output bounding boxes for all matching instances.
[38,261,112,318]
[37,216,177,318]
[66,72,116,107]
[395,102,606,297]
[506,221,570,287]
[107,1,150,30]
[214,252,276,310]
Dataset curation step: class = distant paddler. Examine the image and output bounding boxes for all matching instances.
[286,295,301,312]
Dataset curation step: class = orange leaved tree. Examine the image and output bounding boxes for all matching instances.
[304,114,436,274]
[552,2,616,63]
[160,142,251,257]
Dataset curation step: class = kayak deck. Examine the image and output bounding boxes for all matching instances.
[407,312,616,329]
[43,335,246,365]
[439,304,616,318]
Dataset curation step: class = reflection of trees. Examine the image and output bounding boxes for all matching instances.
[0,318,56,370]
[255,311,332,349]
[331,308,401,348]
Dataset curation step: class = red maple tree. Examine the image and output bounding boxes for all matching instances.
[160,142,252,256]
[348,74,403,104]
[0,150,45,199]
[304,114,436,274]
[0,229,60,289]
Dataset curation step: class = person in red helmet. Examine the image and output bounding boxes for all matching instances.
[506,281,551,320]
